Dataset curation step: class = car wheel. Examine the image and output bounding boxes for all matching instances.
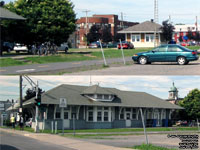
[138,56,148,65]
[177,57,186,65]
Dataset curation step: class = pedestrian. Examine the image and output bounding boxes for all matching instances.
[19,116,24,130]
[10,115,15,129]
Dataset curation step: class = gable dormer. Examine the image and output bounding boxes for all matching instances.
[81,85,116,102]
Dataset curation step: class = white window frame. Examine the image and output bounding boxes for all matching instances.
[131,34,141,42]
[145,34,154,42]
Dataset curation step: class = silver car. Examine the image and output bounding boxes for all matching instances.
[58,43,69,54]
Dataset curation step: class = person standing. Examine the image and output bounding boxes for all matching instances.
[19,116,24,130]
[10,115,15,129]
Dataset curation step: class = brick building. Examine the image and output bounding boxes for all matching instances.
[76,14,138,48]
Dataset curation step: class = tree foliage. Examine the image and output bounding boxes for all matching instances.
[24,88,44,101]
[178,89,200,120]
[161,20,174,42]
[86,25,101,43]
[2,0,76,45]
[87,25,113,44]
[101,26,112,43]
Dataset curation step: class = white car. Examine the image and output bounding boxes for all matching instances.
[14,43,28,53]
[58,43,69,54]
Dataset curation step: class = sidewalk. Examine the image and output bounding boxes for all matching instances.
[0,128,135,150]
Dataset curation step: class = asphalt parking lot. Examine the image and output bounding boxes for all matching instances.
[71,60,200,75]
[80,133,200,149]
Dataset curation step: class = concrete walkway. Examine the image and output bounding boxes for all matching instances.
[0,128,135,150]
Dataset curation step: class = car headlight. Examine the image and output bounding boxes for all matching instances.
[133,54,138,57]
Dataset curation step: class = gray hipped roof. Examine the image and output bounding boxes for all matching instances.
[118,21,162,33]
[0,7,26,20]
[24,84,182,109]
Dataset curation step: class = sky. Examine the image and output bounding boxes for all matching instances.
[4,0,200,24]
[0,76,200,102]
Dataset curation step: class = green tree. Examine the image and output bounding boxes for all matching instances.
[87,25,101,43]
[187,30,194,40]
[179,35,183,43]
[178,89,200,120]
[101,26,112,43]
[161,20,174,43]
[194,31,200,42]
[2,0,76,45]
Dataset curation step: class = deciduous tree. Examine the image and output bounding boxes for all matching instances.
[161,20,174,43]
[2,0,76,45]
[178,89,200,120]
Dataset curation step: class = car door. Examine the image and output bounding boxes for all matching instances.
[148,45,167,62]
[166,45,183,62]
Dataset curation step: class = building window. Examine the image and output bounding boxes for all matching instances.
[104,112,109,121]
[145,34,154,42]
[64,112,69,119]
[88,107,93,121]
[97,112,102,121]
[131,34,141,42]
[56,112,61,119]
[104,95,109,100]
[88,112,93,121]
[132,109,137,119]
[97,94,102,99]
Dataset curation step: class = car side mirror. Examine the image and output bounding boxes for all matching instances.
[152,50,155,53]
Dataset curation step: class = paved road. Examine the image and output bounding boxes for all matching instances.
[0,57,131,75]
[0,128,133,150]
[71,60,200,75]
[0,130,74,150]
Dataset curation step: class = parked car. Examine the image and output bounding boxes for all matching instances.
[25,118,32,127]
[106,42,118,48]
[88,41,107,48]
[180,42,189,47]
[58,43,69,54]
[14,43,28,53]
[176,120,188,126]
[2,42,14,53]
[197,49,200,54]
[132,44,199,65]
[118,41,134,49]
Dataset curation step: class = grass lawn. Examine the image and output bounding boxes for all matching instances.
[40,127,198,135]
[133,144,177,150]
[0,48,147,67]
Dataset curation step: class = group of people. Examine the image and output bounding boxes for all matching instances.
[10,115,24,130]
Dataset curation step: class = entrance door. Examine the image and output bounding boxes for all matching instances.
[63,111,70,129]
[154,110,161,126]
[125,112,131,127]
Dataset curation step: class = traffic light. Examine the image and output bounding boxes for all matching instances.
[35,89,42,106]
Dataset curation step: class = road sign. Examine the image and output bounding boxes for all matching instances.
[59,98,67,108]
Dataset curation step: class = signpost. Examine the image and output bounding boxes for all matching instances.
[99,39,107,66]
[59,98,67,135]
[119,39,126,65]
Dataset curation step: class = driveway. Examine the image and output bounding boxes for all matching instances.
[71,60,200,75]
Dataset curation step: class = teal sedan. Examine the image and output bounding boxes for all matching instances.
[132,44,199,65]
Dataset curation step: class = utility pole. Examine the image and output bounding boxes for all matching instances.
[83,10,90,48]
[196,16,198,31]
[121,12,124,29]
[19,75,23,117]
[154,0,159,47]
